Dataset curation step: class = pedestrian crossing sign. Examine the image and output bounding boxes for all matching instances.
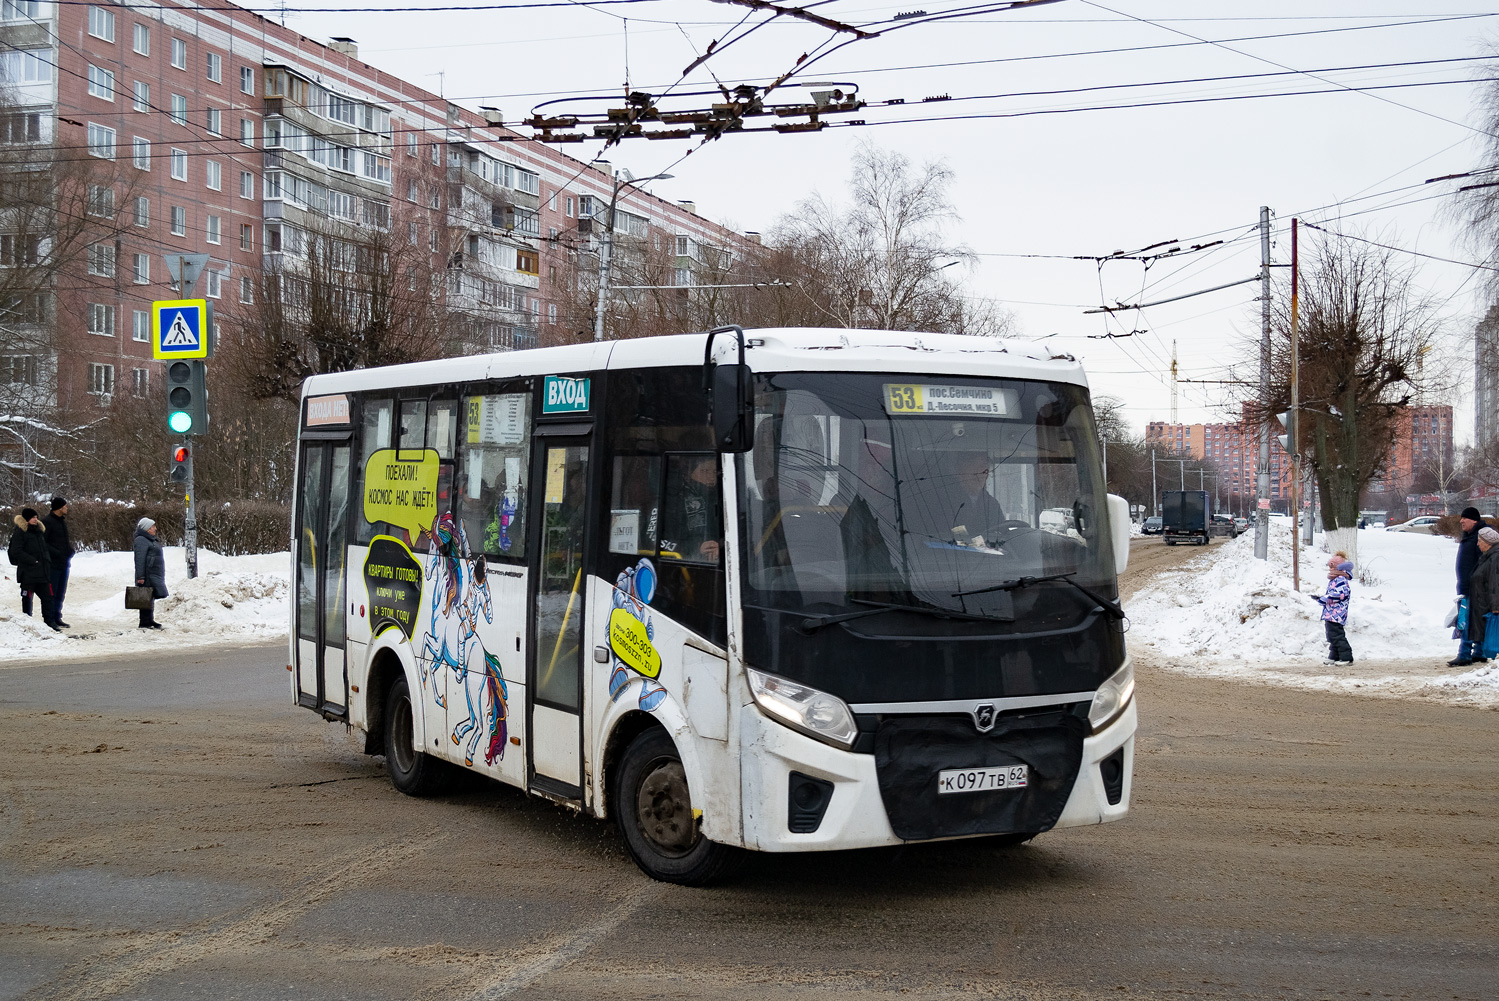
[151,299,211,360]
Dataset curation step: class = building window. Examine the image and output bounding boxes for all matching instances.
[86,123,115,159]
[132,309,149,341]
[87,64,114,101]
[131,367,148,397]
[170,37,186,70]
[132,252,148,283]
[429,229,437,253]
[406,131,417,156]
[408,222,417,245]
[431,143,440,165]
[132,80,148,113]
[239,65,253,94]
[205,159,220,190]
[205,269,221,297]
[548,191,557,211]
[88,362,114,396]
[87,242,115,277]
[674,268,691,287]
[134,196,148,227]
[2,355,38,386]
[131,136,149,170]
[1,1,40,21]
[170,93,186,124]
[170,205,185,236]
[239,223,252,250]
[429,192,440,210]
[87,183,114,216]
[565,196,574,217]
[205,107,220,135]
[0,111,40,143]
[205,214,221,244]
[170,148,186,180]
[239,170,253,198]
[547,302,557,325]
[0,234,39,267]
[206,51,221,83]
[87,304,114,337]
[516,249,538,275]
[132,22,148,55]
[407,179,417,202]
[87,5,114,41]
[240,117,254,146]
[239,275,253,303]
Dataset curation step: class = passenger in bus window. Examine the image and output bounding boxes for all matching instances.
[662,455,721,564]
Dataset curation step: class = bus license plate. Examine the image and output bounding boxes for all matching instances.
[937,765,1028,794]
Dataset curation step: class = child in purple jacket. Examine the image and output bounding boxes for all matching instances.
[1314,558,1354,663]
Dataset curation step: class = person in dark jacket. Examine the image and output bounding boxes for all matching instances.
[8,507,58,630]
[1466,527,1499,656]
[41,497,74,628]
[132,517,166,629]
[1452,507,1484,666]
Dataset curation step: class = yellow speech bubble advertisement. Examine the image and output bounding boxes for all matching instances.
[609,607,662,679]
[364,448,441,536]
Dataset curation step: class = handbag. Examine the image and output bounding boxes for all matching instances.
[124,585,155,610]
[1483,613,1499,661]
[1445,598,1463,629]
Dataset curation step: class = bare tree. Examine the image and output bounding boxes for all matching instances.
[1246,232,1441,558]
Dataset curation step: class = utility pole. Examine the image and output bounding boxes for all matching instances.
[1255,205,1272,560]
[592,168,673,341]
[1290,218,1301,591]
[1151,448,1157,516]
[1179,458,1185,490]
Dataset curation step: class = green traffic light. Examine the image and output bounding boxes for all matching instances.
[168,411,193,433]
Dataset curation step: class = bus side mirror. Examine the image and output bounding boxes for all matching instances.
[1107,494,1130,573]
[711,362,752,453]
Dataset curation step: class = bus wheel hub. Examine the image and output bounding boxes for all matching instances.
[638,760,694,853]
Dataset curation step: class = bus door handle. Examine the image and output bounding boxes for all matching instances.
[593,645,611,664]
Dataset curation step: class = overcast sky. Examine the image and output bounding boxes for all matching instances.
[286,1,1498,440]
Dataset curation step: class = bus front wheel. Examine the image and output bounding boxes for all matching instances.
[613,728,740,886]
[383,676,448,797]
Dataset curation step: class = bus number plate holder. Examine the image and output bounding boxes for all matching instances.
[936,764,1028,794]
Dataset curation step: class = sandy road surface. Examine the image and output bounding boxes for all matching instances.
[0,553,1495,1000]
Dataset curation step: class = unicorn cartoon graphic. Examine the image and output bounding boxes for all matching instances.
[449,555,510,766]
[608,557,667,712]
[419,512,466,708]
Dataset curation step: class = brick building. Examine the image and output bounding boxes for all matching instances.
[1145,418,1294,501]
[1368,404,1454,494]
[0,0,748,418]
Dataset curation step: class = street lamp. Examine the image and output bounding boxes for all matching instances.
[593,170,674,342]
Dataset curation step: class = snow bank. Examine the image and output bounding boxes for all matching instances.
[0,548,288,665]
[1127,521,1499,707]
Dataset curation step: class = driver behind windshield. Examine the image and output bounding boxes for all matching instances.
[928,450,1007,548]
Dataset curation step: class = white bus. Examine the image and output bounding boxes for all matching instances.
[291,327,1136,884]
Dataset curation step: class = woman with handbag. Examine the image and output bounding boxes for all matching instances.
[132,517,167,629]
[1466,526,1499,660]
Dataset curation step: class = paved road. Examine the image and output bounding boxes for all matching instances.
[0,625,1495,999]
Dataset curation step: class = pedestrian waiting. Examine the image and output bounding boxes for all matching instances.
[41,497,74,629]
[1460,526,1499,667]
[1314,556,1354,664]
[1451,507,1486,667]
[132,517,167,630]
[7,507,59,631]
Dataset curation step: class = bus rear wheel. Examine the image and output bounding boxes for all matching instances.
[383,675,448,797]
[613,728,740,886]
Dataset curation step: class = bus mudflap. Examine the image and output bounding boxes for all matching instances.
[872,712,1086,841]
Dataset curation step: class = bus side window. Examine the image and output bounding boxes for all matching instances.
[356,397,394,546]
[660,453,722,565]
[609,455,660,556]
[458,391,531,560]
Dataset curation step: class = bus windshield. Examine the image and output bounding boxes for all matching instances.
[739,372,1114,626]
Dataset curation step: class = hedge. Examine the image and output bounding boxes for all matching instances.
[14,500,290,555]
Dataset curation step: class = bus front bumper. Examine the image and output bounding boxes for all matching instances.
[737,697,1136,852]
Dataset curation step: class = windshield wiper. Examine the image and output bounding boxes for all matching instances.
[952,572,1126,620]
[799,599,1012,633]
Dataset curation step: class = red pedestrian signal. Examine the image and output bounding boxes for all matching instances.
[170,444,191,482]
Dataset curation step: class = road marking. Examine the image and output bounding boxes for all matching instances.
[457,880,664,1000]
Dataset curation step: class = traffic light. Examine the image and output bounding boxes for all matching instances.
[165,359,207,434]
[170,444,191,482]
[1275,411,1293,453]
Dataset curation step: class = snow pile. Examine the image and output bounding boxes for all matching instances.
[1128,521,1499,706]
[0,548,288,665]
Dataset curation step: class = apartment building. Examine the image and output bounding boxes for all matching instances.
[1369,404,1454,493]
[1145,418,1294,501]
[0,0,749,414]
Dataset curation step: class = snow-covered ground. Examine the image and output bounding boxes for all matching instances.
[1127,518,1499,708]
[0,548,288,665]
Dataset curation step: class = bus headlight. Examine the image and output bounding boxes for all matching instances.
[746,668,858,749]
[1088,660,1134,734]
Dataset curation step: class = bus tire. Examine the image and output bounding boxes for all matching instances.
[383,675,447,797]
[613,728,740,886]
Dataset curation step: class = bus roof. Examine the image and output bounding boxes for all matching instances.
[300,328,1090,399]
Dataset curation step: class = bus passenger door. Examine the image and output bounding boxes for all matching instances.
[527,434,590,797]
[295,440,353,717]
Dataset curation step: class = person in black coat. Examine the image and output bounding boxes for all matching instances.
[8,507,58,630]
[1452,507,1484,666]
[41,497,74,629]
[132,517,167,629]
[1467,527,1499,655]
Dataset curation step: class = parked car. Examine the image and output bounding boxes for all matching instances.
[1210,514,1237,538]
[1233,516,1249,535]
[1388,516,1440,534]
[1142,516,1163,535]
